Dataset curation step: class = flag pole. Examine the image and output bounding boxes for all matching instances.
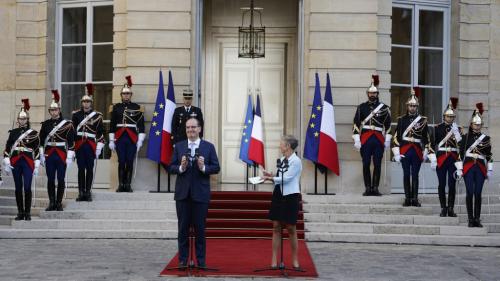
[324,169,328,194]
[157,163,161,192]
[314,164,318,194]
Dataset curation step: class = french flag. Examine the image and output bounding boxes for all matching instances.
[318,73,340,175]
[248,94,265,168]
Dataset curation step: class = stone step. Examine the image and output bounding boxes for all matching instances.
[302,194,500,205]
[304,213,459,226]
[304,204,435,215]
[454,204,500,214]
[459,214,500,223]
[0,206,43,216]
[11,219,178,230]
[0,215,12,225]
[39,210,178,220]
[305,222,487,236]
[64,200,176,210]
[305,232,500,246]
[0,196,71,209]
[484,224,500,233]
[0,229,178,239]
[0,188,78,199]
[91,191,175,201]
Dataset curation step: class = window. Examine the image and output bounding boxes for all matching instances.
[56,1,113,121]
[391,2,450,124]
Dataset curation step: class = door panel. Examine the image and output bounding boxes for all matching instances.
[220,43,285,183]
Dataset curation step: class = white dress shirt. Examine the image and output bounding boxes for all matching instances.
[180,138,204,172]
[273,152,302,196]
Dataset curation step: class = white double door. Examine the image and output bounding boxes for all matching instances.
[220,42,286,183]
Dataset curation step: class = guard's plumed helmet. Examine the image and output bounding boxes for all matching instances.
[471,103,484,125]
[121,75,133,94]
[406,87,420,106]
[367,74,379,93]
[81,83,94,102]
[443,97,458,117]
[18,98,30,119]
[49,89,60,110]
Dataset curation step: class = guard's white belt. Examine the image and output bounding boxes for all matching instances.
[77,132,96,138]
[117,124,136,128]
[403,137,421,143]
[13,147,33,152]
[466,152,485,160]
[46,142,66,147]
[362,125,384,132]
[438,147,458,152]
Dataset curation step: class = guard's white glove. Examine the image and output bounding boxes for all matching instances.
[66,150,75,166]
[384,134,392,149]
[428,153,437,170]
[454,161,463,179]
[487,162,493,179]
[452,123,462,142]
[3,157,12,175]
[39,147,46,167]
[108,133,115,151]
[352,134,361,151]
[34,160,40,176]
[96,142,105,158]
[137,133,146,151]
[392,147,401,163]
[423,148,429,162]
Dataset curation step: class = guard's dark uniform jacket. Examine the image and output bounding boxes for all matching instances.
[460,131,492,177]
[109,102,145,144]
[432,123,461,168]
[72,109,105,152]
[40,117,75,162]
[171,106,204,144]
[4,126,40,171]
[353,101,392,145]
[393,113,432,160]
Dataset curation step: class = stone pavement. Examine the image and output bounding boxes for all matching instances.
[1,239,499,281]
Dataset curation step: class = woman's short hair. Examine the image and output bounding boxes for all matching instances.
[282,135,298,150]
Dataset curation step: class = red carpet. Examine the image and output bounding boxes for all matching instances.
[206,191,305,239]
[160,239,318,278]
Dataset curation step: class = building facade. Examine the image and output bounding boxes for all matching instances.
[1,0,499,193]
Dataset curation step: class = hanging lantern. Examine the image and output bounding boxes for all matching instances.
[238,0,265,58]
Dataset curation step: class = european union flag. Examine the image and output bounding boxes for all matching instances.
[239,94,254,165]
[304,73,323,163]
[147,70,166,164]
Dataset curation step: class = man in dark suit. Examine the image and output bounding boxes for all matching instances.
[169,117,220,268]
[171,89,204,144]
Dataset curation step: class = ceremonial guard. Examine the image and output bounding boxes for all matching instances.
[352,75,392,196]
[109,76,145,192]
[39,90,75,211]
[392,88,435,207]
[432,98,462,217]
[71,84,105,202]
[3,99,40,220]
[171,89,204,144]
[456,103,493,227]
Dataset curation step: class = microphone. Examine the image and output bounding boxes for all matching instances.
[194,148,200,159]
[276,159,282,169]
[282,158,289,167]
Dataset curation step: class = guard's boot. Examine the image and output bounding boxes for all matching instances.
[76,169,85,202]
[466,195,474,227]
[411,178,421,207]
[85,168,93,202]
[474,196,483,228]
[371,167,382,196]
[45,182,56,211]
[438,184,447,216]
[24,191,32,221]
[403,177,411,207]
[447,186,457,217]
[14,191,24,220]
[56,182,65,211]
[116,165,125,192]
[126,165,133,193]
[362,166,371,196]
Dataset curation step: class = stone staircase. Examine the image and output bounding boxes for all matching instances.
[302,194,500,246]
[1,185,500,246]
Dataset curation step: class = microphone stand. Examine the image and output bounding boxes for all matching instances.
[165,149,218,275]
[254,158,305,277]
